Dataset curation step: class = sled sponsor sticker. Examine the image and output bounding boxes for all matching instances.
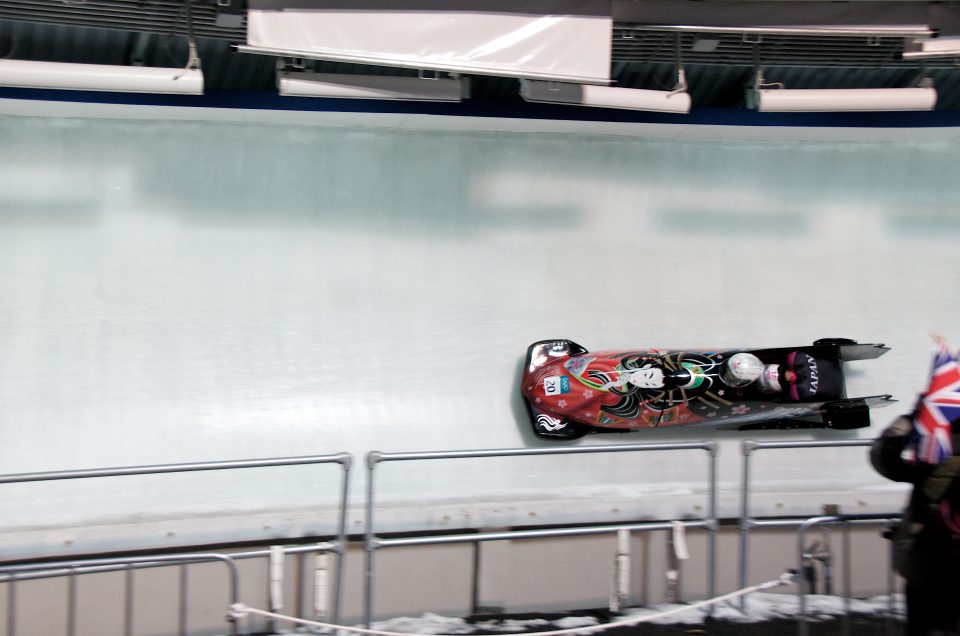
[543,375,571,396]
[564,357,594,376]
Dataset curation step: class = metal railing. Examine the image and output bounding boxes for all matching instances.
[0,452,352,634]
[0,437,912,633]
[1,553,241,636]
[737,437,905,625]
[795,514,901,636]
[363,441,718,627]
[737,439,880,607]
[0,542,337,636]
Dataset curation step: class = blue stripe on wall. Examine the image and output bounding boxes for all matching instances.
[3,87,960,128]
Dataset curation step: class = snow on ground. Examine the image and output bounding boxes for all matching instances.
[622,592,903,625]
[360,593,904,635]
[260,593,903,636]
[371,614,601,635]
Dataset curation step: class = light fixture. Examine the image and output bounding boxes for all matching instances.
[519,76,691,114]
[277,71,467,102]
[0,59,204,95]
[751,72,936,112]
[214,0,244,29]
[901,37,960,60]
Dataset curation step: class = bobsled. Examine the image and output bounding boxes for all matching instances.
[521,338,894,440]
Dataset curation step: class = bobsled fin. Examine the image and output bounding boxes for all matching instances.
[821,399,873,430]
[736,395,895,431]
[837,343,890,361]
[811,339,890,361]
[738,419,826,432]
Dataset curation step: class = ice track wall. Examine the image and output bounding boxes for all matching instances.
[0,101,955,556]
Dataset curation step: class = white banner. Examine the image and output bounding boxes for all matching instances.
[246,0,611,83]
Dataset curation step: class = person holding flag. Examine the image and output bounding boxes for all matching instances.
[872,335,960,636]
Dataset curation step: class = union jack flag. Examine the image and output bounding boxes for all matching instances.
[914,338,960,463]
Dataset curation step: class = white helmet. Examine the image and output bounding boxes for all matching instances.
[722,353,763,387]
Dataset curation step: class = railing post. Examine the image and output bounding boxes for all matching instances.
[66,566,77,636]
[738,439,756,612]
[123,565,134,636]
[6,574,15,636]
[364,451,382,628]
[179,564,188,636]
[707,440,718,612]
[332,452,352,626]
[841,519,851,636]
[797,516,838,636]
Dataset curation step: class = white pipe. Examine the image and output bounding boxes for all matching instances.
[579,85,691,113]
[314,551,331,618]
[0,59,203,95]
[671,521,690,561]
[665,521,689,604]
[521,79,691,114]
[269,545,284,613]
[756,86,936,112]
[610,528,631,612]
[278,72,464,102]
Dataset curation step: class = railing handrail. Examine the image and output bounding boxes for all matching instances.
[0,450,353,630]
[364,441,719,627]
[368,441,717,465]
[737,437,886,613]
[0,452,351,484]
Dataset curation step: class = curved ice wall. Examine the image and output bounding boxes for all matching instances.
[0,103,955,555]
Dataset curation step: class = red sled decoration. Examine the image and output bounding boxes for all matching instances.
[520,338,894,440]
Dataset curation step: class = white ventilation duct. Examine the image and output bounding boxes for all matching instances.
[755,86,937,112]
[0,59,203,94]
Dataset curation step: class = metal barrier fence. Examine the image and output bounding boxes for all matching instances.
[0,438,912,634]
[363,441,719,627]
[795,514,901,636]
[0,542,339,636]
[738,438,876,608]
[0,452,352,635]
[1,553,241,636]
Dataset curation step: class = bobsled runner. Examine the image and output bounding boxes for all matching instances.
[521,338,894,440]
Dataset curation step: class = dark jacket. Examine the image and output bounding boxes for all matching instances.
[871,415,960,590]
